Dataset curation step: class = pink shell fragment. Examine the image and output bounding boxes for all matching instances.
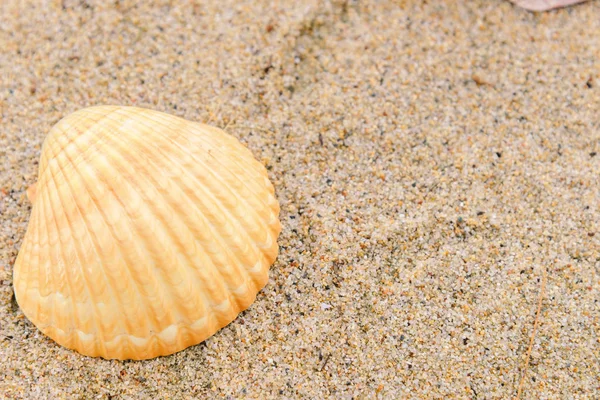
[509,0,589,11]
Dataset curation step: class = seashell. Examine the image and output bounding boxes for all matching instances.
[508,0,588,11]
[13,106,281,360]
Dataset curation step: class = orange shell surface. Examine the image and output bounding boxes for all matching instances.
[13,106,281,360]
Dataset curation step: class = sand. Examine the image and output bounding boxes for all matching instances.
[1,0,599,398]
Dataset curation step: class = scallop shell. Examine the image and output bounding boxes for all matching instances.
[13,106,281,360]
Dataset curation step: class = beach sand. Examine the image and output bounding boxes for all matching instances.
[1,0,599,398]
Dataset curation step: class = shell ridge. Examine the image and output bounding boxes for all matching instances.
[15,202,39,319]
[108,109,274,257]
[61,116,162,344]
[184,119,272,193]
[36,172,61,334]
[46,163,102,355]
[48,125,125,356]
[119,108,273,214]
[96,112,260,262]
[60,120,169,327]
[127,109,281,295]
[166,121,280,253]
[150,110,273,207]
[87,129,210,332]
[55,137,153,353]
[85,107,278,258]
[94,119,235,323]
[139,141,262,269]
[190,132,275,206]
[36,109,122,194]
[104,118,262,305]
[96,111,261,317]
[26,181,58,319]
[107,107,270,211]
[39,169,80,350]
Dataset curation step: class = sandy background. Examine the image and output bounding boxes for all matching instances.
[1,0,599,398]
